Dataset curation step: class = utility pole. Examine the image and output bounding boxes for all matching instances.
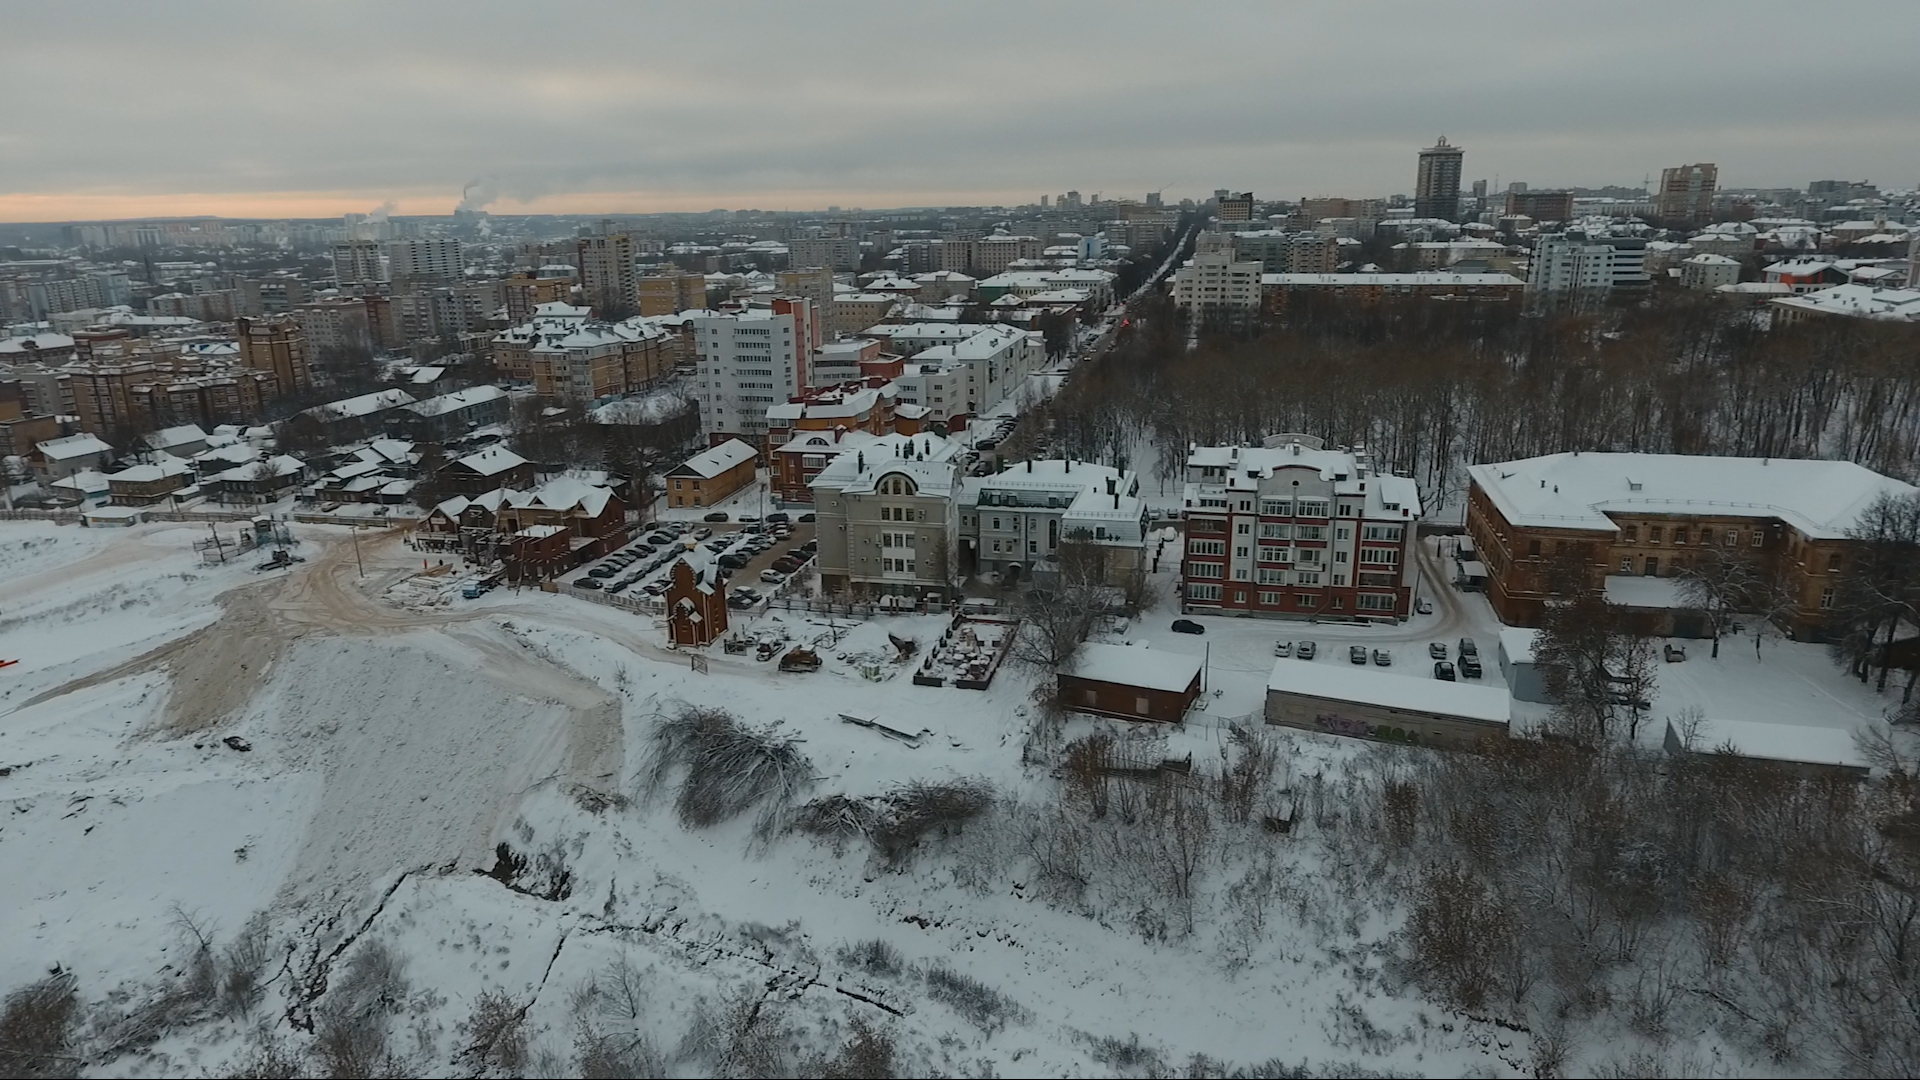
[351,522,364,577]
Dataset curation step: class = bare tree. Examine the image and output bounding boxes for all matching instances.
[1673,546,1759,659]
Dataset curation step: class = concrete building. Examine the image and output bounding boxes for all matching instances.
[765,380,908,501]
[1464,452,1918,641]
[1656,163,1718,226]
[691,299,814,442]
[1216,192,1255,223]
[577,234,637,314]
[1170,250,1264,314]
[1679,253,1742,291]
[1415,137,1465,222]
[959,459,1148,583]
[294,297,374,356]
[331,240,386,286]
[386,238,463,288]
[1768,283,1920,324]
[1503,190,1574,222]
[1179,438,1422,620]
[1261,273,1524,311]
[789,236,860,272]
[1059,644,1203,724]
[527,318,674,404]
[810,431,962,601]
[236,314,311,394]
[1527,233,1650,305]
[639,270,706,316]
[1266,658,1511,748]
[666,438,758,508]
[886,323,1041,422]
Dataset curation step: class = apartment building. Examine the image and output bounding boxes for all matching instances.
[886,323,1040,422]
[1415,137,1465,222]
[331,240,387,285]
[1179,439,1422,620]
[1679,253,1742,291]
[971,234,1046,275]
[577,234,637,313]
[1504,190,1575,222]
[294,297,374,356]
[766,380,925,503]
[810,431,963,601]
[1656,163,1718,226]
[386,238,463,288]
[502,272,575,325]
[492,302,592,382]
[1217,192,1255,222]
[236,315,311,395]
[788,236,860,272]
[639,270,706,316]
[691,298,813,442]
[528,318,674,404]
[960,459,1148,582]
[1170,250,1264,313]
[1526,233,1650,305]
[1464,452,1915,640]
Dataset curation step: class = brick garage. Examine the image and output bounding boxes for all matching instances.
[1057,643,1203,724]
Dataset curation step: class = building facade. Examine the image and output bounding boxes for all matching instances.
[577,234,638,313]
[691,299,813,443]
[236,315,312,395]
[810,432,962,601]
[1656,163,1718,226]
[959,459,1148,583]
[1415,137,1465,222]
[1170,250,1264,314]
[1178,439,1422,620]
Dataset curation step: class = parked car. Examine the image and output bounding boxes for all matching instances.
[1664,644,1687,663]
[737,515,760,524]
[718,553,749,569]
[760,569,786,583]
[575,577,603,590]
[1458,637,1478,658]
[798,512,816,523]
[1349,645,1369,664]
[765,512,790,525]
[1171,619,1205,635]
[589,565,619,578]
[642,581,669,596]
[1415,597,1433,615]
[772,558,802,574]
[1459,656,1483,679]
[1273,641,1293,658]
[1296,640,1317,660]
[647,532,673,545]
[693,527,713,540]
[703,511,728,522]
[606,580,631,595]
[802,539,818,552]
[1434,661,1456,681]
[1372,649,1392,667]
[1429,642,1448,660]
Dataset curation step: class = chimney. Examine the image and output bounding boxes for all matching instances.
[1065,459,1071,473]
[1113,492,1120,509]
[1026,459,1032,472]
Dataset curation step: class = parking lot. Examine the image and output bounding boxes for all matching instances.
[566,513,817,607]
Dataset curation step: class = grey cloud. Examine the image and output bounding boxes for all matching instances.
[2,0,1915,211]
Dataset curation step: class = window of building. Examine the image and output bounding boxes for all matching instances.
[1820,587,1835,609]
[1620,557,1632,573]
[1295,526,1326,541]
[1828,553,1842,572]
[1294,571,1321,585]
[1645,556,1659,576]
[1297,498,1329,518]
[991,516,1001,530]
[1336,526,1351,541]
[1258,568,1286,585]
[1258,591,1282,605]
[1136,697,1151,714]
[1296,593,1317,608]
[1259,523,1290,540]
[1260,499,1291,516]
[1648,526,1662,543]
[1330,596,1344,610]
[1360,548,1399,566]
[1233,591,1246,604]
[1621,525,1638,542]
[1674,528,1689,545]
[1337,503,1354,517]
[1189,540,1226,556]
[1357,594,1395,611]
[1236,522,1251,534]
[1188,583,1222,600]
[1258,545,1290,563]
[1188,562,1223,579]
[1235,546,1250,558]
[1752,530,1763,547]
[1361,525,1402,542]
[1724,531,1739,547]
[1528,540,1542,557]
[1083,689,1098,706]
[1335,550,1348,563]
[1296,548,1322,565]
[1028,539,1037,554]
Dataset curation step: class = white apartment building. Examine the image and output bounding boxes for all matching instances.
[1679,253,1742,291]
[331,240,387,285]
[386,239,463,285]
[886,323,1041,421]
[810,431,963,600]
[1170,249,1264,313]
[1527,233,1649,303]
[692,298,813,441]
[960,459,1148,582]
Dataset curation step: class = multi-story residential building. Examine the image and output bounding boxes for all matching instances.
[774,267,834,335]
[1465,452,1916,640]
[1656,163,1718,226]
[294,297,374,357]
[236,315,311,395]
[1170,249,1264,314]
[1526,232,1649,306]
[395,385,509,441]
[527,318,674,404]
[811,431,963,601]
[1178,439,1422,620]
[639,270,706,316]
[765,379,920,503]
[386,238,463,288]
[1216,192,1255,222]
[502,272,575,325]
[1504,190,1575,223]
[959,459,1148,583]
[665,438,758,508]
[1679,253,1742,291]
[829,292,899,336]
[913,270,976,303]
[789,236,860,273]
[971,234,1046,276]
[332,240,387,285]
[1415,137,1465,222]
[492,302,592,382]
[691,298,813,443]
[886,323,1040,421]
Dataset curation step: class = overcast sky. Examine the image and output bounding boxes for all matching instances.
[2,1,1914,221]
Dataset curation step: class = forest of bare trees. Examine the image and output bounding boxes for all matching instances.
[1018,292,1920,507]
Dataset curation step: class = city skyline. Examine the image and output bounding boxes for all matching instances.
[2,0,1915,223]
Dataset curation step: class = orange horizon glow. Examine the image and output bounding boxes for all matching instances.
[0,186,1056,223]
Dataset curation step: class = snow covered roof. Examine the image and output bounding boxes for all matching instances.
[1260,272,1525,287]
[211,454,304,483]
[503,476,613,517]
[0,332,75,354]
[515,523,567,540]
[1268,658,1512,724]
[50,468,109,493]
[305,388,417,420]
[1466,452,1918,540]
[1683,253,1741,266]
[1067,643,1202,693]
[967,459,1146,527]
[107,454,194,484]
[1770,284,1920,322]
[37,433,113,460]
[1676,717,1868,771]
[453,445,529,477]
[669,438,757,480]
[1497,627,1538,665]
[809,432,960,497]
[141,424,208,451]
[404,384,507,418]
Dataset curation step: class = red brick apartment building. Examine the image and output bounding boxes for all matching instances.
[1179,438,1422,620]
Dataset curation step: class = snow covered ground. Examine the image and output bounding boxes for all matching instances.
[1,517,1909,1077]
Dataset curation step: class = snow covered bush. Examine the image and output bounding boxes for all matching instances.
[643,705,813,838]
[921,965,1028,1034]
[793,778,995,868]
[0,972,81,1080]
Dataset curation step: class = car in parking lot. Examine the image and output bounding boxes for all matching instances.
[759,569,786,583]
[771,558,802,574]
[1372,649,1392,667]
[1459,637,1478,658]
[765,512,790,525]
[703,511,728,522]
[1349,645,1368,664]
[1459,656,1483,679]
[575,577,603,589]
[718,553,749,569]
[1433,661,1456,681]
[1171,619,1205,635]
[1416,597,1433,615]
[737,515,760,524]
[693,527,713,540]
[646,532,672,545]
[785,548,809,562]
[589,564,619,578]
[1295,640,1317,660]
[1429,642,1448,660]
[606,580,631,595]
[642,581,669,596]
[1273,641,1293,657]
[798,512,815,523]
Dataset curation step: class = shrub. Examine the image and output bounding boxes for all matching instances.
[644,706,813,837]
[921,965,1028,1033]
[835,939,904,979]
[0,973,81,1080]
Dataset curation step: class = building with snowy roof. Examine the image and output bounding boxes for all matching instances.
[1662,716,1870,781]
[106,454,194,505]
[33,432,114,481]
[1266,657,1512,748]
[666,438,758,508]
[960,459,1148,584]
[1179,437,1424,621]
[1769,283,1920,325]
[1059,644,1203,724]
[810,432,963,601]
[1465,451,1919,639]
[437,445,535,495]
[397,384,509,439]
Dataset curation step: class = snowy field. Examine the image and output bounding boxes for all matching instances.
[0,517,1910,1076]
